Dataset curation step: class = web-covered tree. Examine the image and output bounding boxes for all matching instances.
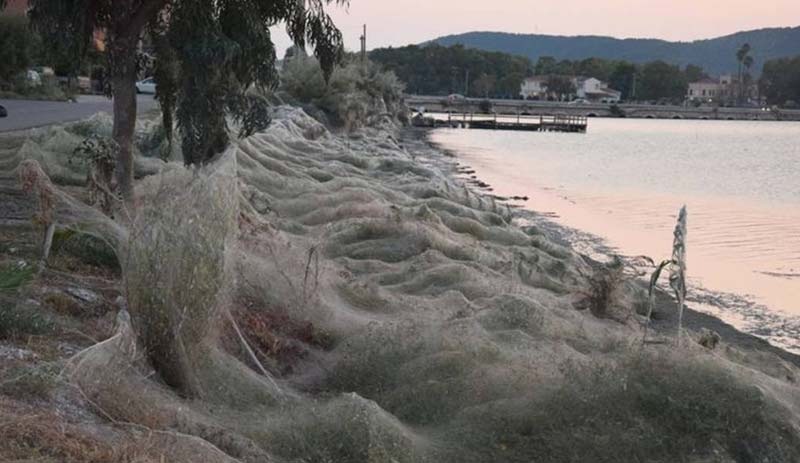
[22,0,345,200]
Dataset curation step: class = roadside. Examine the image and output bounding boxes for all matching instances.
[0,95,158,133]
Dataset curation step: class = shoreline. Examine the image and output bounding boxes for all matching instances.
[2,108,800,460]
[412,126,800,369]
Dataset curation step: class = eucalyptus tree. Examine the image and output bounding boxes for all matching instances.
[21,0,345,200]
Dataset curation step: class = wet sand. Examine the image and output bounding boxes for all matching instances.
[426,122,800,354]
[407,127,800,367]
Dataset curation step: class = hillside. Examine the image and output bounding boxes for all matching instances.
[430,27,800,76]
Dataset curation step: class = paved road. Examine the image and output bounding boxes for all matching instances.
[0,95,158,133]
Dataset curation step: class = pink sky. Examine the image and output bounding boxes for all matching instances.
[272,0,799,54]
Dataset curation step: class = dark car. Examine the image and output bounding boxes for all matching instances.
[0,105,7,118]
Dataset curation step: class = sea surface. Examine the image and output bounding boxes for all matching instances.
[431,118,800,352]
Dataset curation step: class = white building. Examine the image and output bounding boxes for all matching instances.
[687,78,722,101]
[519,76,548,99]
[520,76,621,102]
[575,77,621,103]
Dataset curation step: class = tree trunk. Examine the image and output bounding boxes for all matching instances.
[111,42,139,202]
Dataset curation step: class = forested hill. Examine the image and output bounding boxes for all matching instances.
[430,27,800,76]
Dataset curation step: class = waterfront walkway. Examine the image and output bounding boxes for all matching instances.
[406,95,800,121]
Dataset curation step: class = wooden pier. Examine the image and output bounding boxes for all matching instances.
[413,112,587,133]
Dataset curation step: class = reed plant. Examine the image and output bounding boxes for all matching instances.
[644,206,687,345]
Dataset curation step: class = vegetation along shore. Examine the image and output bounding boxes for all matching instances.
[1,54,800,461]
[1,1,800,461]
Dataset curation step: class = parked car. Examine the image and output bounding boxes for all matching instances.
[0,105,7,118]
[136,77,156,94]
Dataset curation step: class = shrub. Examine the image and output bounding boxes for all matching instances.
[0,363,59,400]
[0,261,48,339]
[123,160,238,395]
[0,262,49,340]
[280,54,405,129]
[0,261,35,291]
[0,16,38,87]
[69,135,117,214]
[51,229,119,271]
[577,258,624,319]
[0,303,54,339]
[609,103,626,117]
[453,352,800,462]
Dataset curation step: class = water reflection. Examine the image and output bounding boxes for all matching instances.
[431,118,800,350]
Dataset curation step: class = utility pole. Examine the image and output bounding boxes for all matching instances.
[360,24,367,64]
[464,69,469,96]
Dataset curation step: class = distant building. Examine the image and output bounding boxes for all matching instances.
[520,76,548,99]
[687,78,723,101]
[575,77,621,103]
[687,74,759,105]
[520,75,620,102]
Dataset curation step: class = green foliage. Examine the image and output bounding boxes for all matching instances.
[0,262,53,339]
[70,135,117,169]
[637,60,688,103]
[29,0,347,168]
[545,75,576,100]
[0,16,38,86]
[281,55,405,129]
[154,0,346,165]
[759,55,800,107]
[70,135,118,212]
[151,32,178,156]
[608,103,626,117]
[0,363,60,400]
[0,262,35,291]
[536,56,617,81]
[135,122,168,159]
[0,80,69,101]
[472,73,495,98]
[27,0,99,78]
[0,303,54,339]
[372,43,706,102]
[369,44,532,98]
[540,57,701,102]
[51,229,120,270]
[608,61,638,100]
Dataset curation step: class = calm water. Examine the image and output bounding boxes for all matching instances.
[431,118,800,351]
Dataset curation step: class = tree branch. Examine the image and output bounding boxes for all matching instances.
[124,0,170,39]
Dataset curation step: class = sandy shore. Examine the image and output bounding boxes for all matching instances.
[415,127,800,369]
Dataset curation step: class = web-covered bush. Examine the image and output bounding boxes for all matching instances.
[279,54,406,129]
